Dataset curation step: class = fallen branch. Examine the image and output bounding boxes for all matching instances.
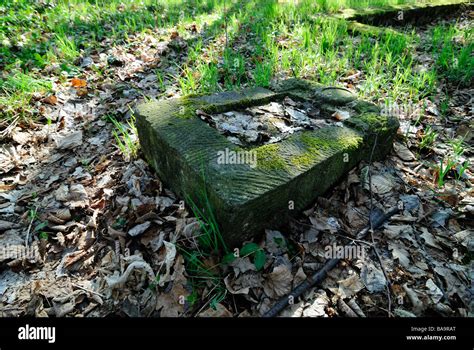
[338,298,358,317]
[347,298,366,317]
[263,205,400,317]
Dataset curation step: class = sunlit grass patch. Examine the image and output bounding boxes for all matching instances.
[0,0,470,131]
[0,71,53,123]
[430,24,474,86]
[107,114,139,161]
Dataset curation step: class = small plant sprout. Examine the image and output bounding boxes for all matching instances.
[449,137,466,158]
[440,95,450,118]
[222,242,266,271]
[39,232,49,240]
[419,126,437,151]
[177,171,231,311]
[455,161,470,182]
[107,113,139,161]
[434,138,469,188]
[436,157,456,188]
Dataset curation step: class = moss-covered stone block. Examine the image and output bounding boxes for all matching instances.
[335,0,471,37]
[335,0,468,22]
[135,79,398,247]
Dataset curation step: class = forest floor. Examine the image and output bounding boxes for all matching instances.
[0,0,472,317]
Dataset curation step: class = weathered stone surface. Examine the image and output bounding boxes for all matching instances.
[335,0,471,38]
[136,79,398,247]
[334,0,469,22]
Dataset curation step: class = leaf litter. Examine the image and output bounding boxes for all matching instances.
[0,8,471,318]
[201,98,342,146]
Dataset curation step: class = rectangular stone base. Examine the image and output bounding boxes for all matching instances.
[135,79,398,247]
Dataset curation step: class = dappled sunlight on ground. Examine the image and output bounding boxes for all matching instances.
[0,0,472,317]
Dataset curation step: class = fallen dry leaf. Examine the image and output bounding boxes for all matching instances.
[388,242,411,268]
[170,31,179,40]
[403,283,424,315]
[361,261,387,293]
[263,264,292,299]
[158,241,177,286]
[71,78,87,88]
[224,271,262,295]
[128,221,151,237]
[68,184,89,208]
[105,256,156,289]
[42,95,58,105]
[0,220,18,232]
[279,301,305,317]
[302,290,329,317]
[420,227,442,249]
[365,174,394,194]
[156,255,189,317]
[76,88,88,97]
[12,130,30,145]
[230,257,256,277]
[53,131,83,150]
[394,142,416,161]
[425,278,443,303]
[198,303,233,317]
[335,273,364,298]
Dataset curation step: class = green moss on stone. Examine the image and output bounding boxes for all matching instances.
[203,98,254,115]
[353,100,380,114]
[345,113,393,134]
[174,97,202,119]
[291,131,362,169]
[255,143,287,170]
[300,132,332,150]
[359,113,390,132]
[291,152,317,168]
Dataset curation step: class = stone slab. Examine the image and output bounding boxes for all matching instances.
[135,79,398,247]
[334,0,469,22]
[334,0,471,37]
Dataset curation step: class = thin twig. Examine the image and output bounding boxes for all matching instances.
[367,133,393,317]
[0,116,19,139]
[71,283,106,298]
[333,232,374,247]
[368,228,393,316]
[191,283,223,317]
[25,206,37,246]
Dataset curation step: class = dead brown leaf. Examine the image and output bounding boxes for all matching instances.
[71,78,87,88]
[170,31,179,40]
[76,88,89,97]
[156,255,189,317]
[198,303,233,317]
[42,95,58,105]
[263,264,292,299]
